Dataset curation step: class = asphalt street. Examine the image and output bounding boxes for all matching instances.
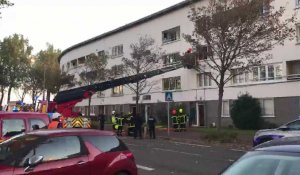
[121,137,245,175]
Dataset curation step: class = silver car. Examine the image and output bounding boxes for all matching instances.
[253,118,300,146]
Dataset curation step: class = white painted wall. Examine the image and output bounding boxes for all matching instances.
[60,0,300,107]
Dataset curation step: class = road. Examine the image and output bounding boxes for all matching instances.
[121,137,245,175]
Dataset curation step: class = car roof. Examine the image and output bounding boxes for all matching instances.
[254,136,300,153]
[28,128,115,137]
[0,112,48,117]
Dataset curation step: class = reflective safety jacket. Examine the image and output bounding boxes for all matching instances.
[48,121,59,129]
[112,115,117,124]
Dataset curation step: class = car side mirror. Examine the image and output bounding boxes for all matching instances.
[24,155,43,172]
[278,125,289,131]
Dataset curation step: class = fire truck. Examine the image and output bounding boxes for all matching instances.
[40,63,183,128]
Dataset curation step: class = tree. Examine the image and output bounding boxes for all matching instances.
[0,34,33,104]
[122,36,163,113]
[35,44,64,101]
[231,94,262,130]
[78,53,108,117]
[0,0,13,18]
[183,0,295,130]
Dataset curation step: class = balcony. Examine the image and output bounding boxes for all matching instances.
[286,60,300,80]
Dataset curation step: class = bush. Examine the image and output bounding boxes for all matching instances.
[231,94,263,130]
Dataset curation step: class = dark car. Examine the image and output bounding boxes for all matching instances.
[0,112,49,143]
[0,129,137,175]
[253,118,300,146]
[220,136,300,175]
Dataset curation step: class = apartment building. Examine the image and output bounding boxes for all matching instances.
[58,0,300,127]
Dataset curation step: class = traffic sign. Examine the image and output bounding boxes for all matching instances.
[165,91,173,101]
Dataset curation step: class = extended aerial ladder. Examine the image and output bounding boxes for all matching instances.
[53,63,183,118]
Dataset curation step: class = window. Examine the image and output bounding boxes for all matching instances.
[111,65,124,76]
[2,119,25,137]
[82,136,128,152]
[296,24,300,44]
[222,101,230,117]
[232,69,249,84]
[296,0,300,7]
[163,76,181,90]
[259,98,274,116]
[78,57,85,65]
[198,73,212,87]
[29,119,47,130]
[196,45,213,60]
[112,45,123,57]
[286,120,300,130]
[163,52,180,65]
[112,85,123,96]
[98,50,105,58]
[162,26,180,43]
[71,60,77,68]
[21,136,83,164]
[252,64,282,82]
[143,95,151,100]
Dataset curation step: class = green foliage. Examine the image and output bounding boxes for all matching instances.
[231,94,263,130]
[0,34,33,103]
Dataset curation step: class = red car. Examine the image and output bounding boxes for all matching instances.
[0,129,137,175]
[0,112,49,142]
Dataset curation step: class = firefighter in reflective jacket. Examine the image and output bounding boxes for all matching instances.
[178,108,187,131]
[116,114,124,136]
[171,109,179,131]
[48,113,63,129]
[111,111,117,131]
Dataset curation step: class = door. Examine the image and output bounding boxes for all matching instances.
[13,136,90,175]
[198,105,205,127]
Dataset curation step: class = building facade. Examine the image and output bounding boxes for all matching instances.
[58,0,300,127]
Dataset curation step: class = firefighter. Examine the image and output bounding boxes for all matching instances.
[116,113,124,136]
[111,111,117,131]
[171,109,179,131]
[178,108,187,132]
[48,112,63,129]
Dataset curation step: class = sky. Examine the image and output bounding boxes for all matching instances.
[0,0,184,54]
[0,0,184,104]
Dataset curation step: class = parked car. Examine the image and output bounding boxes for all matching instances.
[0,129,137,175]
[253,118,300,146]
[0,112,49,142]
[220,136,300,175]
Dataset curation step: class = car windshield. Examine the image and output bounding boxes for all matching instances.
[0,134,45,166]
[221,151,300,175]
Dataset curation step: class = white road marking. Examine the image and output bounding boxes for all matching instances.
[153,148,202,157]
[137,165,155,171]
[172,141,211,148]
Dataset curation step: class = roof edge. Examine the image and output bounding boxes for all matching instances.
[58,0,198,62]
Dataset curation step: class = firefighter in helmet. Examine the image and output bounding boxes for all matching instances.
[178,108,187,131]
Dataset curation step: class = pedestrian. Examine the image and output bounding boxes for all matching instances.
[148,115,156,139]
[133,113,143,139]
[99,113,105,130]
